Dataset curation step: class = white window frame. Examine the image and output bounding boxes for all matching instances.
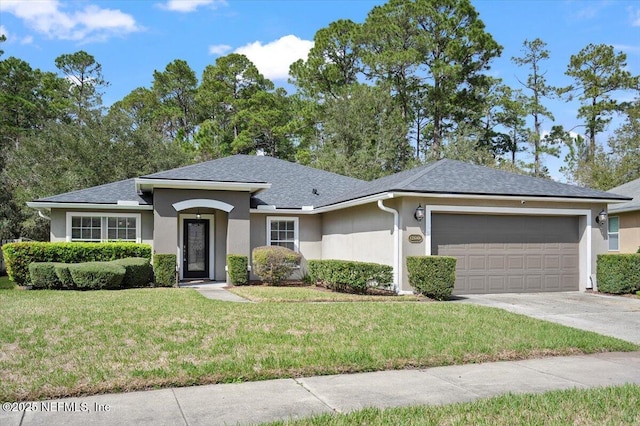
[608,216,620,252]
[266,216,299,252]
[66,212,142,243]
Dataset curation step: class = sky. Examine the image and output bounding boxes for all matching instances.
[1,0,639,182]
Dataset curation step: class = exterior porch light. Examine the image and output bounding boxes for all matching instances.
[595,209,607,226]
[414,204,425,222]
[195,210,201,220]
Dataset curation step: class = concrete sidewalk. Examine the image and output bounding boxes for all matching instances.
[3,351,640,426]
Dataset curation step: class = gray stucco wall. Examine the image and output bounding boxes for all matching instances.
[152,188,251,281]
[321,202,395,266]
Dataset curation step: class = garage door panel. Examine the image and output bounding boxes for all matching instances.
[507,255,524,270]
[432,214,579,294]
[544,255,561,269]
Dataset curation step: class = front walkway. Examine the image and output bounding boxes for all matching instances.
[3,351,640,426]
[180,281,251,303]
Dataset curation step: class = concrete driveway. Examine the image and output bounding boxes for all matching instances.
[458,292,640,345]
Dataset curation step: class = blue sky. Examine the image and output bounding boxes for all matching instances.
[1,0,639,181]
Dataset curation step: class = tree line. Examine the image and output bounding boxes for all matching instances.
[1,0,639,241]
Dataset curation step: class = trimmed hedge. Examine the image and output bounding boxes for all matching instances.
[227,254,248,285]
[54,264,74,289]
[308,259,393,294]
[597,254,640,294]
[153,254,176,287]
[112,257,152,288]
[69,262,126,290]
[2,242,151,286]
[28,262,62,289]
[406,256,456,301]
[252,246,301,286]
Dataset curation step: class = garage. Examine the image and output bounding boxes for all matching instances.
[431,214,579,294]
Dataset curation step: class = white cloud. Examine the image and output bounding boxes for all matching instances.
[159,0,226,13]
[0,0,141,43]
[629,7,640,26]
[235,35,314,80]
[21,35,33,45]
[613,44,640,55]
[0,25,8,38]
[208,44,231,55]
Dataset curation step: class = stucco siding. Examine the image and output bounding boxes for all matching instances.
[321,202,394,266]
[616,211,640,253]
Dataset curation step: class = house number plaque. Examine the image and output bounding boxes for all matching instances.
[408,234,423,243]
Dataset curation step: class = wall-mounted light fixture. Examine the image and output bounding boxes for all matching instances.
[195,209,201,220]
[414,204,425,222]
[595,209,607,226]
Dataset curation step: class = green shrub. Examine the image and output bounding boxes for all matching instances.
[227,254,248,285]
[153,254,176,287]
[112,257,152,288]
[69,262,126,290]
[252,246,301,286]
[597,254,640,294]
[1,242,151,286]
[28,262,62,289]
[54,264,74,289]
[406,256,456,301]
[308,259,393,294]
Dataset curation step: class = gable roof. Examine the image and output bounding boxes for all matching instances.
[30,156,629,211]
[319,159,630,207]
[607,177,640,213]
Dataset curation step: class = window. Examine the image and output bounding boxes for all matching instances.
[67,213,140,243]
[266,217,299,251]
[608,216,619,251]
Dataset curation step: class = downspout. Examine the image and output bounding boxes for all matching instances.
[37,210,51,221]
[378,199,400,293]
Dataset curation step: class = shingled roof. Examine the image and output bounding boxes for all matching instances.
[141,155,364,208]
[35,179,152,205]
[319,159,630,207]
[607,177,640,213]
[32,156,628,209]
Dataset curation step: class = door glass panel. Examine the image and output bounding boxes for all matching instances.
[187,222,206,272]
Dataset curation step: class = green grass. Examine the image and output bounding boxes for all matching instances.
[0,289,636,402]
[228,285,422,302]
[265,384,640,425]
[0,275,15,290]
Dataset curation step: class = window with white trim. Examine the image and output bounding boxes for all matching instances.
[266,217,299,251]
[608,216,619,251]
[67,212,141,243]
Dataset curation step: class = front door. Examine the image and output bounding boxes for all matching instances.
[183,219,209,279]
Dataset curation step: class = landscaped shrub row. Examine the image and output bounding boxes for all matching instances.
[597,254,640,294]
[28,257,152,290]
[308,259,393,294]
[153,254,177,287]
[252,246,301,285]
[406,256,457,301]
[2,242,151,286]
[227,254,248,285]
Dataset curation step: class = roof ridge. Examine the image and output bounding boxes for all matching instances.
[392,159,444,189]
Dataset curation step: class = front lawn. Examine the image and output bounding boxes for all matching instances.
[0,289,636,402]
[228,285,422,302]
[265,384,640,425]
[0,275,15,290]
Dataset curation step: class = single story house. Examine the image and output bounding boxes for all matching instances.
[606,177,640,253]
[27,154,630,294]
